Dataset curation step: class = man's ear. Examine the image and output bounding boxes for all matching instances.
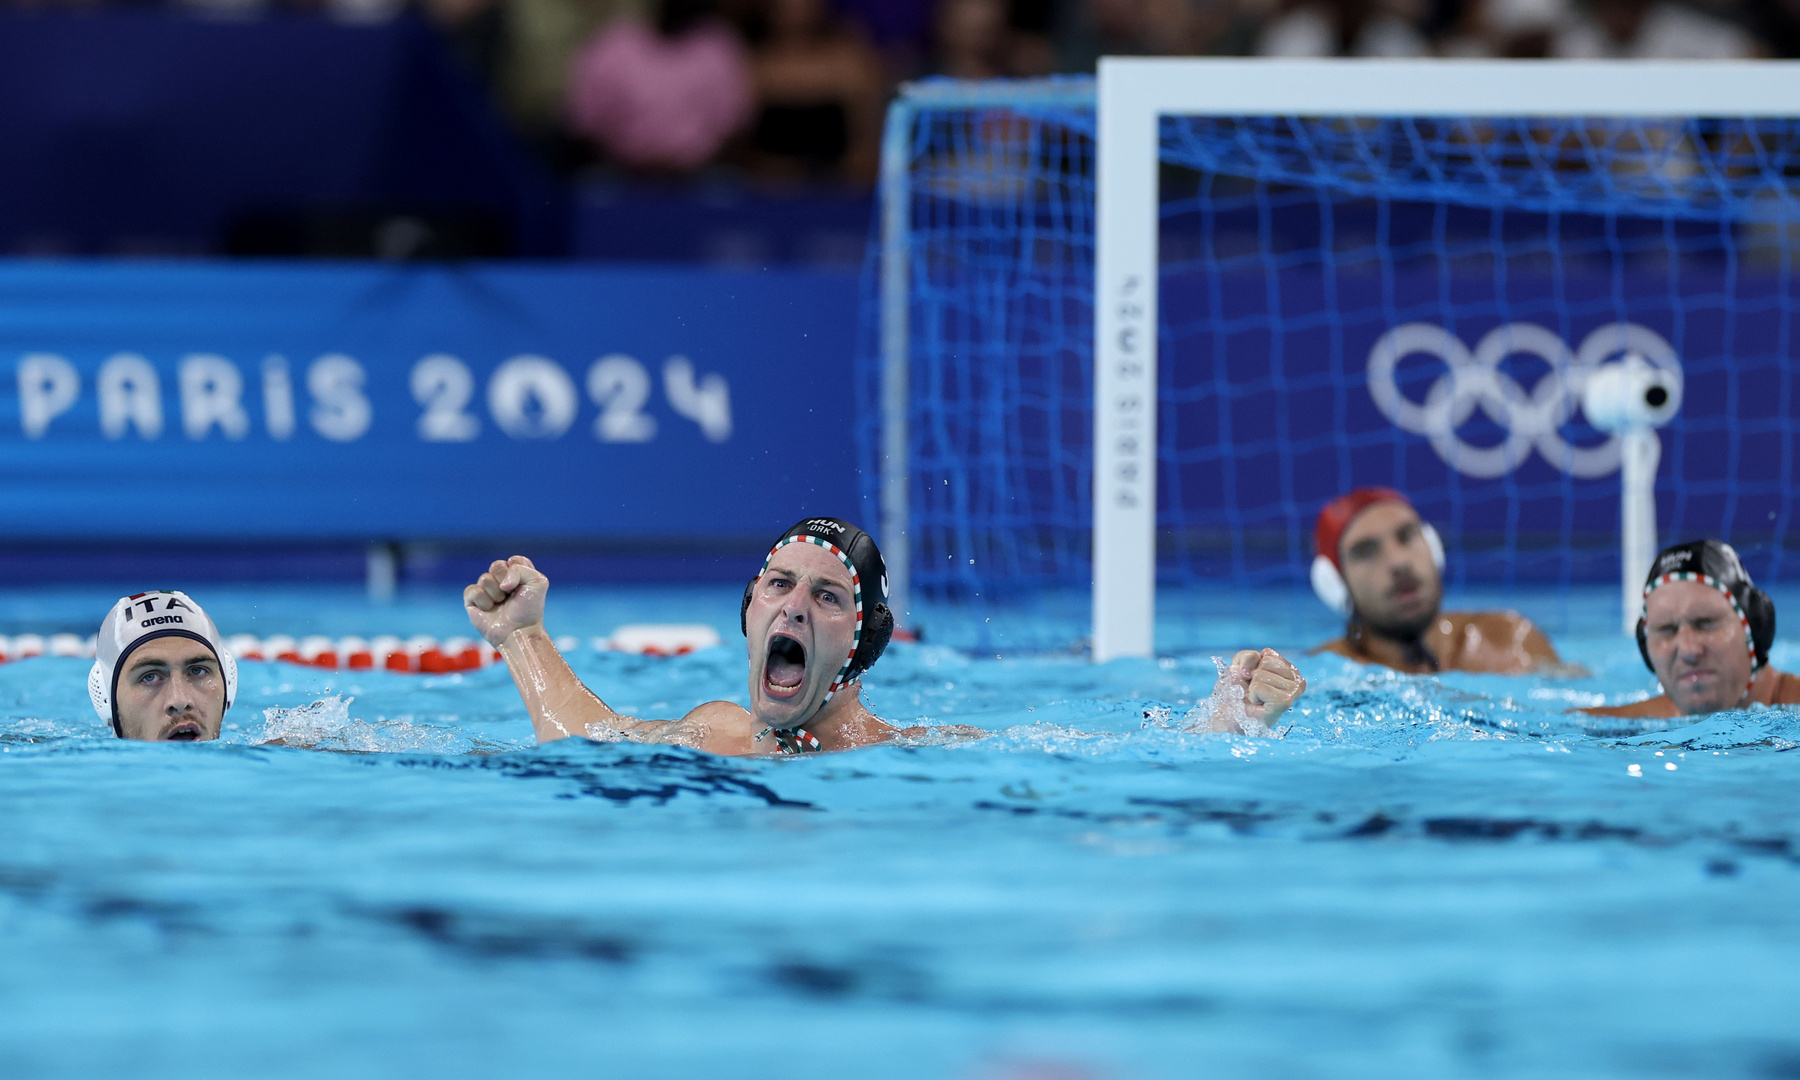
[740,575,759,636]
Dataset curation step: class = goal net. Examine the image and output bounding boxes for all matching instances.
[860,63,1800,653]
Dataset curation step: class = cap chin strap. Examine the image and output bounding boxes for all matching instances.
[755,533,863,714]
[754,725,822,754]
[1312,523,1444,615]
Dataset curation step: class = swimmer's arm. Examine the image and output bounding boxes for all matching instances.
[466,556,668,744]
[496,625,668,743]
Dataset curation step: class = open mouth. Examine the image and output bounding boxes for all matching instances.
[165,721,203,742]
[764,634,807,698]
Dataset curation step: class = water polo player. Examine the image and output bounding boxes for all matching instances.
[465,517,919,753]
[1585,540,1800,718]
[466,516,1310,753]
[88,590,237,741]
[1310,487,1571,675]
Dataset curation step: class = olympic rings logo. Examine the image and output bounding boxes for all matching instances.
[1365,321,1683,479]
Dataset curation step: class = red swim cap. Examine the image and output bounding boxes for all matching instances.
[1314,487,1412,570]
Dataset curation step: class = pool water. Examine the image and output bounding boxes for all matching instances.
[1,583,1797,1079]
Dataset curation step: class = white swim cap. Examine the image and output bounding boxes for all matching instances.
[88,591,238,736]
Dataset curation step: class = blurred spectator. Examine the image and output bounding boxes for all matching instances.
[742,0,885,181]
[1058,0,1263,70]
[1437,0,1569,56]
[1256,0,1430,54]
[566,0,754,170]
[1551,0,1756,55]
[937,0,1056,74]
[502,0,645,141]
[937,0,1010,74]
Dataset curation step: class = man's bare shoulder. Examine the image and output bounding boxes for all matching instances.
[1577,694,1677,719]
[1764,668,1800,705]
[1442,609,1536,634]
[639,700,757,754]
[1308,638,1355,658]
[1443,609,1575,674]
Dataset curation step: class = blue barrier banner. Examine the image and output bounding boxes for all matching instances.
[0,262,858,541]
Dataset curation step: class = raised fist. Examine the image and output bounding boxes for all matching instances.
[463,556,549,647]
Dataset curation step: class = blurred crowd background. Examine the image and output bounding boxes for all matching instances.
[1,0,1795,263]
[15,0,1800,182]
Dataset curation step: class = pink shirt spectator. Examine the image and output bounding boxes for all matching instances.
[566,19,754,170]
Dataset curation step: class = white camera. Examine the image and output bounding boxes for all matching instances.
[1580,352,1682,433]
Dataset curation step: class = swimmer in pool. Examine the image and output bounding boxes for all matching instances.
[1584,539,1800,718]
[466,517,1308,753]
[1309,487,1572,675]
[88,591,237,742]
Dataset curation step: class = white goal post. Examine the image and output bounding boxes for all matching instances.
[1092,57,1800,661]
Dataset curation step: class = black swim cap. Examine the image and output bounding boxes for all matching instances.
[740,517,894,697]
[1636,539,1775,673]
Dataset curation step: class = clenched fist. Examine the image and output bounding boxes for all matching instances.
[464,556,549,647]
[1226,647,1306,725]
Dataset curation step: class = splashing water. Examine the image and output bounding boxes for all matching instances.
[1176,656,1271,736]
[258,694,487,754]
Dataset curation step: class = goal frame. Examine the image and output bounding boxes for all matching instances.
[1093,57,1800,661]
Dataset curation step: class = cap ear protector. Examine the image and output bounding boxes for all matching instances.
[89,590,237,737]
[1634,539,1774,676]
[1311,522,1443,616]
[741,518,894,699]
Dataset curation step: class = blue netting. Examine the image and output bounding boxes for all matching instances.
[858,86,1800,604]
[857,92,1098,599]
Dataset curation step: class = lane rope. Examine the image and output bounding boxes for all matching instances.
[0,623,724,671]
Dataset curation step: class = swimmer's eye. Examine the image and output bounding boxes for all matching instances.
[136,669,165,686]
[187,663,215,679]
[818,588,840,606]
[1346,538,1380,562]
[1396,523,1417,545]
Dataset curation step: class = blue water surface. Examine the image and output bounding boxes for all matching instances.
[1,583,1797,1079]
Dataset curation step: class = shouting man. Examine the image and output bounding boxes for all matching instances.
[467,517,1310,754]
